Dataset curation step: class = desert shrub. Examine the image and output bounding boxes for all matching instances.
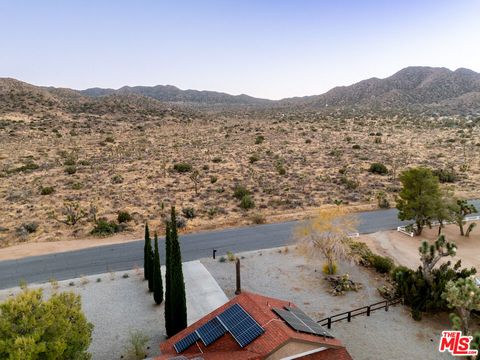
[218,256,226,263]
[40,186,55,195]
[111,174,124,184]
[376,191,390,208]
[374,137,382,144]
[124,329,149,360]
[202,164,209,171]
[277,165,286,175]
[212,157,222,163]
[249,154,260,163]
[226,251,236,261]
[340,175,359,190]
[369,162,388,175]
[370,255,394,274]
[250,213,266,224]
[16,222,39,237]
[64,165,77,175]
[173,162,192,173]
[305,139,312,144]
[175,217,186,229]
[349,241,374,266]
[71,182,83,190]
[117,211,132,223]
[104,136,115,143]
[7,162,39,174]
[352,144,361,149]
[91,219,121,236]
[210,175,218,184]
[182,207,196,219]
[233,184,250,200]
[432,168,457,183]
[255,135,265,144]
[240,195,255,210]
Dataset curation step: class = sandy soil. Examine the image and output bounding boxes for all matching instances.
[360,221,480,270]
[201,247,453,360]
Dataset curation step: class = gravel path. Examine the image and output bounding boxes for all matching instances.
[201,246,453,360]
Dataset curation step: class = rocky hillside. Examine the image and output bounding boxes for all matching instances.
[284,67,480,116]
[1,66,480,117]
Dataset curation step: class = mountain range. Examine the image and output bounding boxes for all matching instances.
[1,66,480,117]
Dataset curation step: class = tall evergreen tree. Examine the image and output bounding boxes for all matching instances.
[164,221,172,336]
[153,232,163,305]
[143,223,151,281]
[167,206,187,336]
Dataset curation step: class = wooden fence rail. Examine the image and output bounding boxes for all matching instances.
[317,298,403,329]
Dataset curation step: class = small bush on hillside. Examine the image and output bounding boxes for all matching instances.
[210,175,218,184]
[240,195,255,210]
[91,219,121,236]
[212,157,222,163]
[432,168,457,183]
[352,144,361,149]
[233,184,250,200]
[255,135,265,144]
[369,163,388,175]
[249,154,260,163]
[111,174,124,184]
[117,211,132,223]
[182,207,196,219]
[64,165,77,175]
[173,162,192,173]
[40,186,55,195]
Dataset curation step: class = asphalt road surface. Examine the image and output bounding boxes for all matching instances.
[1,200,478,289]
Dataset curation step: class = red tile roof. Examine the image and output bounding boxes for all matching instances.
[156,291,352,360]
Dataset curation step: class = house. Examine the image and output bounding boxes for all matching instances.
[157,291,352,360]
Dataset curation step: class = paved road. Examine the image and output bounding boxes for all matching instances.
[1,200,478,289]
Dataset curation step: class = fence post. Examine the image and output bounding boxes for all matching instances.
[327,318,331,329]
[385,300,389,312]
[367,306,371,316]
[347,312,351,322]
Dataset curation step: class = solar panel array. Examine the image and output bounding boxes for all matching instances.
[174,303,264,353]
[217,303,264,348]
[273,306,333,338]
[196,317,227,346]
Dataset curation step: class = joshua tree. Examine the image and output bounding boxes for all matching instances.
[189,170,201,196]
[419,235,456,283]
[451,200,477,236]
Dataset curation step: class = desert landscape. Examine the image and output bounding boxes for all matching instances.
[1,72,480,249]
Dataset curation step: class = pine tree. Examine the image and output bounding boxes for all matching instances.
[164,221,172,336]
[143,223,151,281]
[168,206,187,336]
[153,232,163,305]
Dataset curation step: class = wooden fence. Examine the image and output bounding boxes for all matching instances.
[317,298,403,329]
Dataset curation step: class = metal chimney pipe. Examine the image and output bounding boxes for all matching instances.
[235,258,241,295]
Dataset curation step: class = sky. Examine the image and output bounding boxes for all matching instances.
[1,1,479,100]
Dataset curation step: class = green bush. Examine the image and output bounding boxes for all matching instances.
[240,195,255,210]
[233,184,250,200]
[255,135,265,144]
[369,163,388,175]
[117,211,132,223]
[432,168,457,183]
[40,186,55,195]
[370,255,394,274]
[212,157,222,163]
[64,165,77,175]
[173,162,192,173]
[210,175,218,184]
[91,219,121,236]
[349,241,374,266]
[352,144,361,149]
[249,154,260,163]
[111,174,123,184]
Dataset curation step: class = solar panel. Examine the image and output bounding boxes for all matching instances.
[218,303,264,348]
[273,306,333,338]
[173,331,200,353]
[196,317,227,346]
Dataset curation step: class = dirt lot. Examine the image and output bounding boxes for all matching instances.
[360,222,480,270]
[1,114,479,250]
[201,247,453,360]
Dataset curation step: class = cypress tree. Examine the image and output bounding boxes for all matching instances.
[169,206,187,336]
[143,223,151,281]
[164,221,173,336]
[153,232,163,305]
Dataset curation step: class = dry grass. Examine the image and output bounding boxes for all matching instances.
[1,112,479,250]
